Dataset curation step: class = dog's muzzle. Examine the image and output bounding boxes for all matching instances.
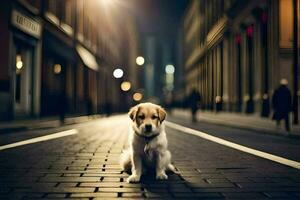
[145,124,152,133]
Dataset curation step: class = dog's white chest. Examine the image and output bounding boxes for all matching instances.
[144,143,156,160]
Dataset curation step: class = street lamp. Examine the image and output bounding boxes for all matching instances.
[53,64,62,74]
[136,56,145,66]
[165,64,175,91]
[121,81,131,91]
[165,64,175,74]
[113,68,123,78]
[16,55,23,70]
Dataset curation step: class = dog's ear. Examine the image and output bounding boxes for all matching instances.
[158,107,167,122]
[128,106,138,121]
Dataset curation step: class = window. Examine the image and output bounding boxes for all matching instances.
[279,0,300,48]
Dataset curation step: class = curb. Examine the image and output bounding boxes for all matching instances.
[0,114,102,134]
[169,110,300,138]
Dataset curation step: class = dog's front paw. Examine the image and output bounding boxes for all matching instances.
[156,172,168,180]
[127,175,140,183]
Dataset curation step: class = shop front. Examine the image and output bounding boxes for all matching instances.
[10,9,42,119]
[41,29,76,117]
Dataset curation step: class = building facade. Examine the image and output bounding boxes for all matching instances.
[0,0,140,120]
[181,0,299,120]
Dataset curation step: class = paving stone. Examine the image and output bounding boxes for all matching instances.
[121,192,144,198]
[71,192,118,198]
[99,187,141,193]
[62,173,81,177]
[101,177,122,182]
[82,173,127,177]
[46,193,67,198]
[171,192,197,198]
[194,192,224,198]
[56,182,78,187]
[41,187,95,193]
[222,192,268,199]
[262,191,297,198]
[39,177,101,182]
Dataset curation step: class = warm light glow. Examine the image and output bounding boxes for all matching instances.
[121,81,131,91]
[99,0,115,7]
[113,68,123,78]
[16,55,23,70]
[136,56,145,66]
[279,0,293,48]
[54,64,62,74]
[165,64,175,74]
[133,92,142,101]
[16,61,23,70]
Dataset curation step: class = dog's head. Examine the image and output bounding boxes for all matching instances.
[128,102,166,137]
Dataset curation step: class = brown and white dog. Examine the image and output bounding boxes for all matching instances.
[120,102,176,183]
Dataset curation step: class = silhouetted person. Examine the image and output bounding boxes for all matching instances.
[272,79,292,132]
[87,97,93,116]
[215,96,222,112]
[105,102,112,117]
[188,89,201,122]
[59,91,66,125]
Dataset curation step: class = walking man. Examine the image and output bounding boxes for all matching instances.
[188,88,201,122]
[272,79,292,132]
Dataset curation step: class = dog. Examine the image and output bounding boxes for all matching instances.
[120,102,176,183]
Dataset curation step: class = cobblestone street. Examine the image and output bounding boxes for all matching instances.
[1,115,300,199]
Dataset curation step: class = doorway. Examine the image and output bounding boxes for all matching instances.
[13,40,34,117]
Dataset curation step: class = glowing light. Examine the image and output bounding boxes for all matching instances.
[165,64,175,74]
[133,92,142,101]
[136,56,145,66]
[99,0,115,7]
[121,81,131,91]
[16,55,23,70]
[16,61,23,69]
[53,64,62,74]
[113,68,123,78]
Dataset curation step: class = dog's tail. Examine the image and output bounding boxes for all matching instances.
[120,149,132,173]
[167,163,179,174]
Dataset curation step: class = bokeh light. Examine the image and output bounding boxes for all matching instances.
[121,81,131,91]
[16,55,23,70]
[53,64,62,74]
[165,64,175,74]
[113,68,123,78]
[133,92,142,101]
[136,56,145,66]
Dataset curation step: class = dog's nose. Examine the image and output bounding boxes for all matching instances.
[145,124,152,132]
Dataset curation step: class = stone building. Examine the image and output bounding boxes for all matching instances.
[181,0,299,119]
[0,0,140,120]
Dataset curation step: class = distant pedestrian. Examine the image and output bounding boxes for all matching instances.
[215,95,222,112]
[59,91,66,125]
[272,79,292,132]
[105,102,112,117]
[188,88,201,122]
[87,97,93,116]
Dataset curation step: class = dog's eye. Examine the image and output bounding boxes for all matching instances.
[138,115,145,120]
[152,115,158,119]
